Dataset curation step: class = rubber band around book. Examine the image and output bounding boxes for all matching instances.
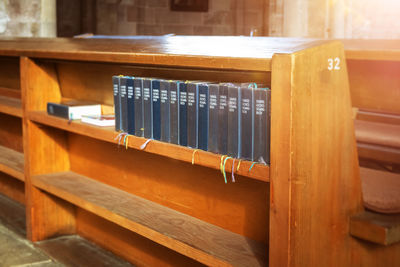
[140,139,152,150]
[249,162,257,172]
[236,159,242,172]
[191,149,199,165]
[248,83,258,89]
[222,156,232,184]
[231,158,236,182]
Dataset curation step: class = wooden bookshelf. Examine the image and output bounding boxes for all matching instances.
[0,95,22,117]
[27,111,269,182]
[0,145,24,181]
[0,37,395,266]
[33,171,266,266]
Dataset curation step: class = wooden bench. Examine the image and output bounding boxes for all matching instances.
[0,37,398,266]
[344,40,400,172]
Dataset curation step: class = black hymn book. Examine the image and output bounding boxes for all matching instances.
[218,83,229,155]
[160,80,170,142]
[240,84,254,161]
[254,88,271,164]
[112,76,121,131]
[143,78,153,139]
[187,82,198,148]
[119,76,129,133]
[134,77,144,137]
[208,84,219,154]
[169,81,179,145]
[127,77,135,135]
[227,84,240,158]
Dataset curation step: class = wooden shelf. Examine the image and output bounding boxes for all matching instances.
[0,95,22,117]
[27,111,269,182]
[32,171,267,267]
[350,211,400,246]
[0,145,24,181]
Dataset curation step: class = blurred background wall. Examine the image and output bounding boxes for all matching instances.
[1,0,399,38]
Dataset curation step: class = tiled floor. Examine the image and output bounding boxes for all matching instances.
[0,193,133,267]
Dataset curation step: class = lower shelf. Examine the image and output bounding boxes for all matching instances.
[0,145,24,181]
[32,171,267,267]
[350,211,400,245]
[0,95,22,118]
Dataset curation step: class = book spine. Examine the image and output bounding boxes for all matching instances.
[47,102,69,119]
[119,76,128,133]
[179,83,188,146]
[198,84,209,151]
[187,82,198,148]
[208,84,219,153]
[254,88,270,164]
[218,84,228,155]
[134,78,144,137]
[160,80,170,142]
[152,79,161,140]
[169,82,179,145]
[112,76,121,131]
[227,85,240,158]
[240,86,254,161]
[143,79,153,138]
[127,77,135,135]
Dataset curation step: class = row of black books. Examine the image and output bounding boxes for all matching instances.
[113,76,271,164]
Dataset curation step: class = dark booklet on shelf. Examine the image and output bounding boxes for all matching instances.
[227,84,241,158]
[208,84,219,154]
[127,76,135,135]
[112,76,121,131]
[160,80,170,142]
[179,82,188,146]
[169,81,179,145]
[198,83,209,151]
[134,77,144,137]
[152,79,161,140]
[143,78,153,138]
[218,83,229,155]
[240,83,254,161]
[254,87,271,164]
[47,100,101,120]
[120,76,128,133]
[187,81,198,148]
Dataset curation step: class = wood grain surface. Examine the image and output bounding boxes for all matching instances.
[33,171,267,267]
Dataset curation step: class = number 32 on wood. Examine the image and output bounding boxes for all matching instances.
[328,57,340,70]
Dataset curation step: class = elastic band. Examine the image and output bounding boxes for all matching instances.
[191,149,199,165]
[231,158,236,182]
[236,159,242,172]
[222,156,232,184]
[220,155,226,174]
[125,135,131,149]
[249,162,257,172]
[140,139,152,150]
[248,83,258,89]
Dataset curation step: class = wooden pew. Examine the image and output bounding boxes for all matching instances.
[344,40,400,172]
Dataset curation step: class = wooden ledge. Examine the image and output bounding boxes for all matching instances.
[33,171,267,266]
[27,111,269,182]
[0,145,24,181]
[355,120,400,149]
[0,95,22,118]
[350,211,400,246]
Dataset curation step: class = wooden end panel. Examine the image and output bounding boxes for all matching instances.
[350,211,400,246]
[269,42,363,266]
[77,209,205,267]
[0,172,25,204]
[32,171,267,267]
[348,59,400,115]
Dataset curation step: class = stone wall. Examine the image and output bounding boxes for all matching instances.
[96,0,267,36]
[0,0,56,37]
